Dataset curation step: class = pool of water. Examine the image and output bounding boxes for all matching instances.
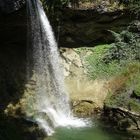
[46,121,139,140]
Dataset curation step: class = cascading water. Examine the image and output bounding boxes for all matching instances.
[26,0,88,136]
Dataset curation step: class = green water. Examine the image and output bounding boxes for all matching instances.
[46,122,138,140]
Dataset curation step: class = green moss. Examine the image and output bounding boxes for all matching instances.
[73,102,95,117]
[129,99,140,114]
[104,91,114,106]
[105,91,140,114]
[105,90,129,107]
[134,78,140,97]
[89,44,112,56]
[135,87,140,97]
[105,63,140,109]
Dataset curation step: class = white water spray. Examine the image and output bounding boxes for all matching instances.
[26,0,89,136]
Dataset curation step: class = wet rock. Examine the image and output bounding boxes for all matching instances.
[0,113,46,140]
[72,100,96,117]
[102,105,140,131]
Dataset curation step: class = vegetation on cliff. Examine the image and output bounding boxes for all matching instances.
[41,0,140,11]
[86,20,140,77]
[83,20,140,131]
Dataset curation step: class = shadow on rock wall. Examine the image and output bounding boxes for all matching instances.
[0,5,43,140]
[0,6,27,115]
[58,9,132,47]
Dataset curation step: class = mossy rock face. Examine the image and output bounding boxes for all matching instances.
[72,100,99,117]
[102,60,140,132]
[103,87,140,131]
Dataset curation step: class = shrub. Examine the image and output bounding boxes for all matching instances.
[86,21,140,80]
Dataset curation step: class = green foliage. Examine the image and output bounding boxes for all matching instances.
[104,29,140,63]
[86,44,124,79]
[86,21,140,80]
[104,61,140,112]
[122,0,140,17]
[40,0,140,14]
[129,1,140,9]
[129,99,140,113]
[131,73,140,96]
[105,72,140,114]
[105,91,130,108]
[134,85,140,97]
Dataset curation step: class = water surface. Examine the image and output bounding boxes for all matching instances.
[46,122,139,140]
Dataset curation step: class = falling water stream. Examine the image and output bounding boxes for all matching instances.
[26,0,88,136]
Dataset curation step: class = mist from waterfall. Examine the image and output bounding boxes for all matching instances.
[26,0,88,136]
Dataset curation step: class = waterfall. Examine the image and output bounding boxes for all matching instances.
[26,0,88,136]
